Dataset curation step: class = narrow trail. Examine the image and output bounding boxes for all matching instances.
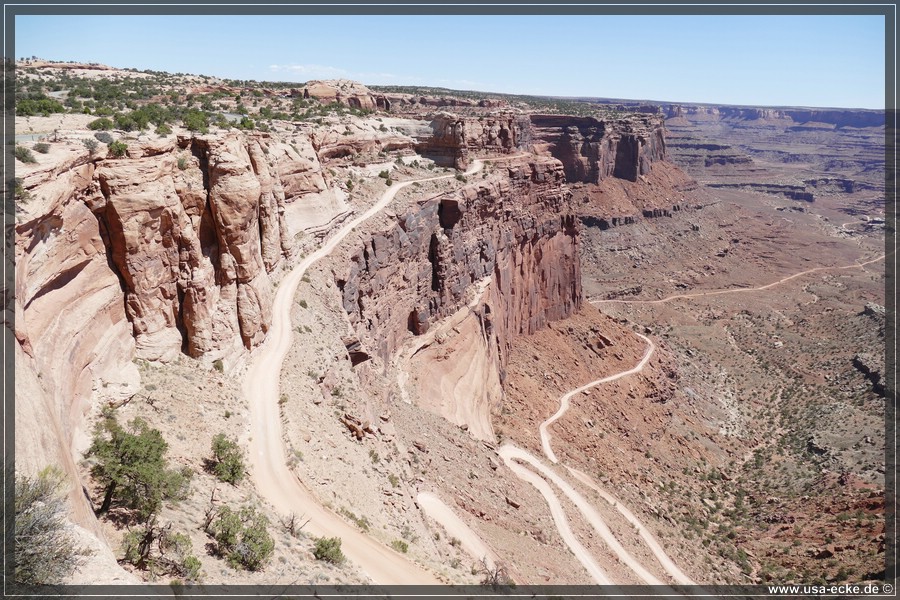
[590,253,885,306]
[540,332,655,463]
[511,328,696,586]
[243,159,491,584]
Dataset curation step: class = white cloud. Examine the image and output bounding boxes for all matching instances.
[268,63,349,79]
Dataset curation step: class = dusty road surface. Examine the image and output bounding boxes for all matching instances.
[244,160,488,584]
[591,253,886,305]
[416,491,498,570]
[540,332,655,463]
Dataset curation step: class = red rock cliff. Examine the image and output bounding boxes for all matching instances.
[335,155,580,380]
[529,113,667,183]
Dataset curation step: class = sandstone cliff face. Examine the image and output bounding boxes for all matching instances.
[418,113,532,169]
[14,128,330,563]
[16,130,328,374]
[335,156,580,382]
[529,114,667,183]
[90,134,307,362]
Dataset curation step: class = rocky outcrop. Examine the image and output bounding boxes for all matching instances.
[308,120,417,163]
[418,112,531,169]
[529,114,666,183]
[297,79,380,111]
[16,131,328,364]
[336,156,580,379]
[852,353,885,397]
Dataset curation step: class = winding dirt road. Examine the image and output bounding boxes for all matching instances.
[540,332,655,464]
[503,328,695,586]
[591,254,886,306]
[243,160,489,584]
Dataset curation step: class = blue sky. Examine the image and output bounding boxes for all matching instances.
[15,14,886,109]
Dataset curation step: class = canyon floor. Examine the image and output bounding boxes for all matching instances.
[12,63,887,589]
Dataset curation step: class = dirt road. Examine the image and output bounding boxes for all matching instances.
[243,160,488,584]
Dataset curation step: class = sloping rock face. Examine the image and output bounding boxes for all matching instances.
[336,156,580,380]
[419,112,532,169]
[529,114,667,183]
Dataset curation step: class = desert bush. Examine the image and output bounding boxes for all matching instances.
[391,539,408,553]
[207,506,274,571]
[313,536,344,564]
[14,178,31,202]
[182,110,209,134]
[122,520,202,582]
[108,140,128,158]
[84,413,192,520]
[16,96,65,116]
[176,156,188,170]
[83,138,99,154]
[88,117,113,131]
[15,467,91,584]
[156,123,173,136]
[33,142,50,154]
[210,433,245,485]
[14,145,36,164]
[93,131,113,144]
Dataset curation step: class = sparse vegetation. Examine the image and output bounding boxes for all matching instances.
[108,140,128,157]
[210,433,245,485]
[391,539,408,553]
[14,145,37,164]
[84,412,192,520]
[15,467,91,584]
[206,505,274,571]
[83,137,99,154]
[33,142,50,154]
[313,536,345,564]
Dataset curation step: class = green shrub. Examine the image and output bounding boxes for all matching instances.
[182,110,209,134]
[16,96,65,116]
[94,131,113,144]
[108,140,128,158]
[208,506,274,571]
[210,433,245,485]
[88,117,114,131]
[156,123,173,136]
[212,358,224,372]
[14,145,37,164]
[84,413,192,520]
[313,536,344,564]
[15,467,90,584]
[391,539,408,553]
[14,178,31,202]
[455,173,467,182]
[177,156,188,170]
[33,142,50,154]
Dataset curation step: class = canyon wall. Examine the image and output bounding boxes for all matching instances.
[664,104,885,129]
[335,156,580,383]
[13,131,327,542]
[529,113,667,183]
[418,113,532,169]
